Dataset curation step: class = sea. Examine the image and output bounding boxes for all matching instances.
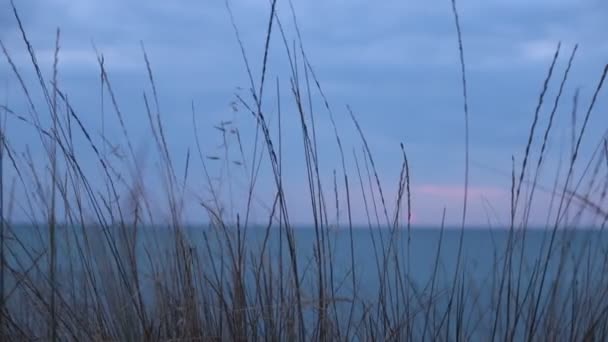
[5,225,608,339]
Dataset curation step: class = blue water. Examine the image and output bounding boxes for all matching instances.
[5,225,608,339]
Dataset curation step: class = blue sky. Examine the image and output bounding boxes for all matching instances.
[1,0,607,227]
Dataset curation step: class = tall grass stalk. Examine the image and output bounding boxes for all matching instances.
[0,0,607,341]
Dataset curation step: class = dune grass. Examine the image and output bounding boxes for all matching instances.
[1,0,608,341]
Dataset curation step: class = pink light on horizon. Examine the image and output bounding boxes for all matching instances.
[415,184,506,200]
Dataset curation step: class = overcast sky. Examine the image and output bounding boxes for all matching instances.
[1,0,607,226]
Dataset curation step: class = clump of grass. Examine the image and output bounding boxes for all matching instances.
[0,0,608,341]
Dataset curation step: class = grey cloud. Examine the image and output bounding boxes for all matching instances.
[2,0,606,171]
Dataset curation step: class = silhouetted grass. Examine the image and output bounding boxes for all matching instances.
[1,0,608,341]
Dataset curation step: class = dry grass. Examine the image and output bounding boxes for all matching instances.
[0,0,608,341]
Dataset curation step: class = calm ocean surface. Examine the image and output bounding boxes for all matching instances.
[6,225,608,338]
[9,225,608,292]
